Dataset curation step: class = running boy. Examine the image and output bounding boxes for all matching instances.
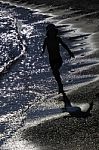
[42,24,74,103]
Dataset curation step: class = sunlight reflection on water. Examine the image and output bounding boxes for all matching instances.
[0,1,99,149]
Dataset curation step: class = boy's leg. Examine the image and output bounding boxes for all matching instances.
[62,92,71,107]
[50,58,64,93]
[52,68,64,94]
[50,61,71,107]
[52,69,71,107]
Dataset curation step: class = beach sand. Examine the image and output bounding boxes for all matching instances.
[22,80,99,150]
[0,1,99,149]
[11,0,99,11]
[20,0,99,150]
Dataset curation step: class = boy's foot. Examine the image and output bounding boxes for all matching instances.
[62,93,71,107]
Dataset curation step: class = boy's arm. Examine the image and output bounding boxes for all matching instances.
[59,37,74,58]
[42,38,47,55]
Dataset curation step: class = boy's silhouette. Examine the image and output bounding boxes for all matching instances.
[42,24,74,106]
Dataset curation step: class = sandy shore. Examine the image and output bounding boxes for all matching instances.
[20,1,99,150]
[2,0,98,149]
[0,1,99,149]
[22,79,99,150]
[9,0,99,11]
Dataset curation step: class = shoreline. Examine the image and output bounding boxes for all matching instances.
[3,0,99,11]
[0,1,99,149]
[22,79,99,150]
[16,1,99,150]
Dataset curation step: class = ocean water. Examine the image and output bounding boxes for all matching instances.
[0,1,99,149]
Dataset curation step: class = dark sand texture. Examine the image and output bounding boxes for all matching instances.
[0,1,99,149]
[22,80,99,150]
[9,0,99,11]
[7,0,98,149]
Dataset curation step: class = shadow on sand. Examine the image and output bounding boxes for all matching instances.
[22,101,94,150]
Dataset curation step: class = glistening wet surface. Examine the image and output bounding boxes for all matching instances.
[0,1,99,150]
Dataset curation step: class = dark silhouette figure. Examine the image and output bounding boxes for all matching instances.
[42,24,74,106]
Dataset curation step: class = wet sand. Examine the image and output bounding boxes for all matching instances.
[1,0,99,149]
[22,80,99,150]
[20,1,99,150]
[8,0,99,11]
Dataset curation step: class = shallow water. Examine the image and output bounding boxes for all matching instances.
[0,1,99,149]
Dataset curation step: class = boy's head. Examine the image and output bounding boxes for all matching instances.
[46,23,56,31]
[46,23,58,37]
